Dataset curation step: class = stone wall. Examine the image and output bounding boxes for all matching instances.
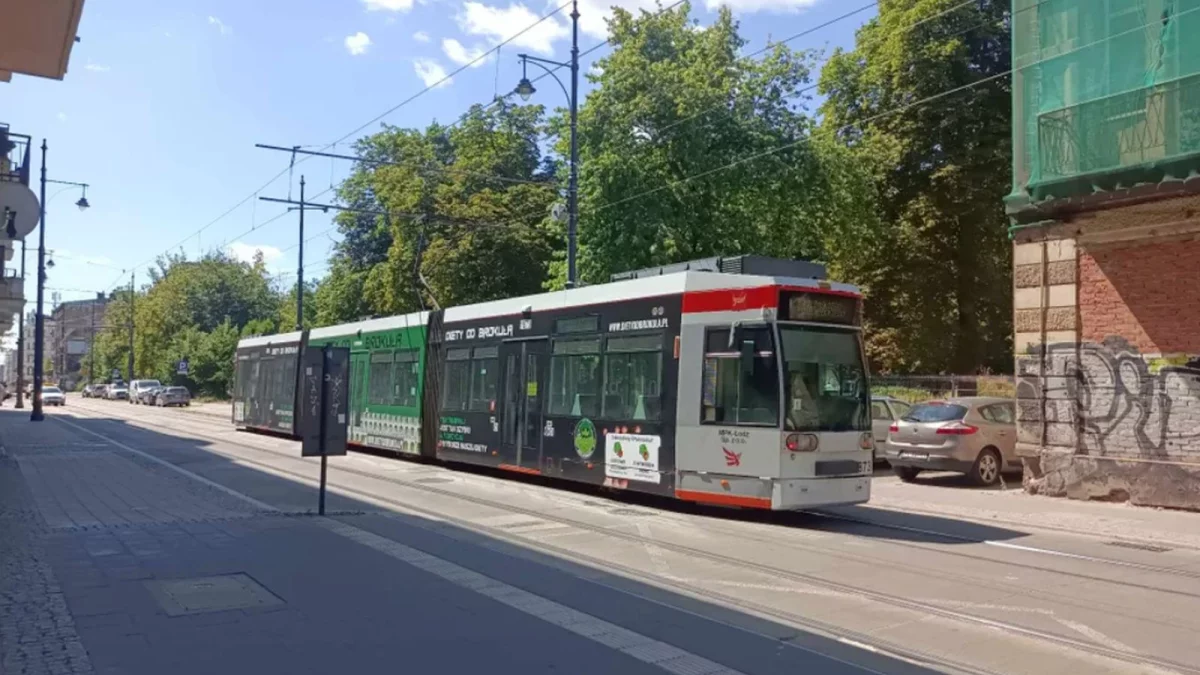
[1013,215,1200,509]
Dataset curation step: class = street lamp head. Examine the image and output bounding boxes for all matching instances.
[516,77,536,101]
[75,196,90,211]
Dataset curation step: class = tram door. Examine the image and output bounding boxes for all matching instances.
[349,351,369,430]
[499,339,548,470]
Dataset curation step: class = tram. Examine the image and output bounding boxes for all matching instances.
[232,256,873,509]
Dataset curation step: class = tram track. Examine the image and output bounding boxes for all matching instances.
[62,402,1200,674]
[109,402,1200,590]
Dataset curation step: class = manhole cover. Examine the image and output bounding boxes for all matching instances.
[145,574,283,616]
[415,477,454,484]
[1106,540,1171,553]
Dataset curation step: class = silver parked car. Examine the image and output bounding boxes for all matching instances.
[41,386,66,407]
[870,396,911,463]
[883,397,1018,486]
[154,386,191,407]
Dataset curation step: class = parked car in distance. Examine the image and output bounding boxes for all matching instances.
[130,379,162,405]
[91,384,109,400]
[81,384,96,398]
[106,384,129,401]
[870,396,912,463]
[155,386,191,407]
[41,386,66,407]
[136,386,163,405]
[883,397,1019,487]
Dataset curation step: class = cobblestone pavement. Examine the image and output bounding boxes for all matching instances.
[1,447,95,675]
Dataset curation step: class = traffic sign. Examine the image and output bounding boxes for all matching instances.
[177,358,189,376]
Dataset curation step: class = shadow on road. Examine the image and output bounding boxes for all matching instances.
[7,406,973,675]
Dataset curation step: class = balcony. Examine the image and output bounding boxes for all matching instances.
[0,268,24,316]
[1,126,31,186]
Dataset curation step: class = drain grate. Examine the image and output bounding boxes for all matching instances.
[1106,540,1172,553]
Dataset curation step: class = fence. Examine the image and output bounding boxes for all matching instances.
[870,375,1015,404]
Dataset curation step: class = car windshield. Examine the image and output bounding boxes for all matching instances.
[778,325,869,432]
[903,403,968,423]
[140,381,161,389]
[43,387,62,394]
[167,387,188,394]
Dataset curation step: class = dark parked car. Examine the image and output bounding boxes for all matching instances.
[155,386,191,407]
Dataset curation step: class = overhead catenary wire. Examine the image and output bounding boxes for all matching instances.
[103,2,576,281]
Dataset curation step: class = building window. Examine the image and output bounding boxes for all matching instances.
[548,337,601,417]
[701,326,779,426]
[442,347,472,412]
[603,334,662,421]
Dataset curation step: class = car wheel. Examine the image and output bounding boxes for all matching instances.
[971,448,1002,487]
[893,466,921,482]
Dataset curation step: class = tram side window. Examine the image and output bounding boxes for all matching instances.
[549,338,601,417]
[701,327,779,426]
[391,350,419,408]
[603,334,663,421]
[442,348,472,411]
[469,346,499,412]
[368,352,393,405]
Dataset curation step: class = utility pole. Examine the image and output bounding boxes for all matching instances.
[514,0,580,287]
[31,140,47,422]
[297,175,305,331]
[15,239,25,409]
[89,299,95,383]
[127,270,134,383]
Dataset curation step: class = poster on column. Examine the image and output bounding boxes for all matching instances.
[605,433,661,484]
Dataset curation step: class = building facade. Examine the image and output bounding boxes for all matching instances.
[1006,0,1200,508]
[48,294,105,390]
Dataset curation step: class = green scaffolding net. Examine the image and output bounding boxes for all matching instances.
[1010,0,1200,208]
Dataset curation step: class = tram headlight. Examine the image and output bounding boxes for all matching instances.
[785,433,818,452]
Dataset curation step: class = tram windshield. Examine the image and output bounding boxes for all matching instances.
[778,325,869,432]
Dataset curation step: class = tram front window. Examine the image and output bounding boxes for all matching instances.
[779,326,868,432]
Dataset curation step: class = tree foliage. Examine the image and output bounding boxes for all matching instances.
[86,251,282,397]
[818,0,1012,373]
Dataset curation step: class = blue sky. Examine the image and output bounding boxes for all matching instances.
[2,0,872,341]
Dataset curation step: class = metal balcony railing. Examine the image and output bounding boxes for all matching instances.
[0,125,33,187]
[1037,73,1200,181]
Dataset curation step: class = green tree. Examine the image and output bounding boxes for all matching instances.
[818,0,1012,373]
[570,3,831,284]
[319,102,558,317]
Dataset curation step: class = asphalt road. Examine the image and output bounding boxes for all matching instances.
[51,398,1200,675]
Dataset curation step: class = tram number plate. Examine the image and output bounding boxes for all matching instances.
[815,460,860,476]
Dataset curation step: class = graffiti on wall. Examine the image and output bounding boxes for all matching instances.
[1017,337,1200,456]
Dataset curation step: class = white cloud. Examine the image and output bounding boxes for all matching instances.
[413,58,452,88]
[413,30,431,42]
[208,16,232,35]
[56,112,67,122]
[456,2,569,55]
[363,0,414,11]
[572,0,662,40]
[227,242,283,266]
[442,38,490,67]
[344,31,373,55]
[84,62,110,72]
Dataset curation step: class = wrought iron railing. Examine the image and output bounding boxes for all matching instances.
[0,125,32,186]
[1037,73,1200,180]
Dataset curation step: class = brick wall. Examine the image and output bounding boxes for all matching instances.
[1079,239,1200,354]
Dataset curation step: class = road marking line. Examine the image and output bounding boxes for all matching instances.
[55,412,747,674]
[52,415,279,512]
[319,518,745,674]
[1053,618,1139,655]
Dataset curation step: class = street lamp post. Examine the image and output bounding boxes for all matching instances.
[515,0,580,288]
[31,139,90,422]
